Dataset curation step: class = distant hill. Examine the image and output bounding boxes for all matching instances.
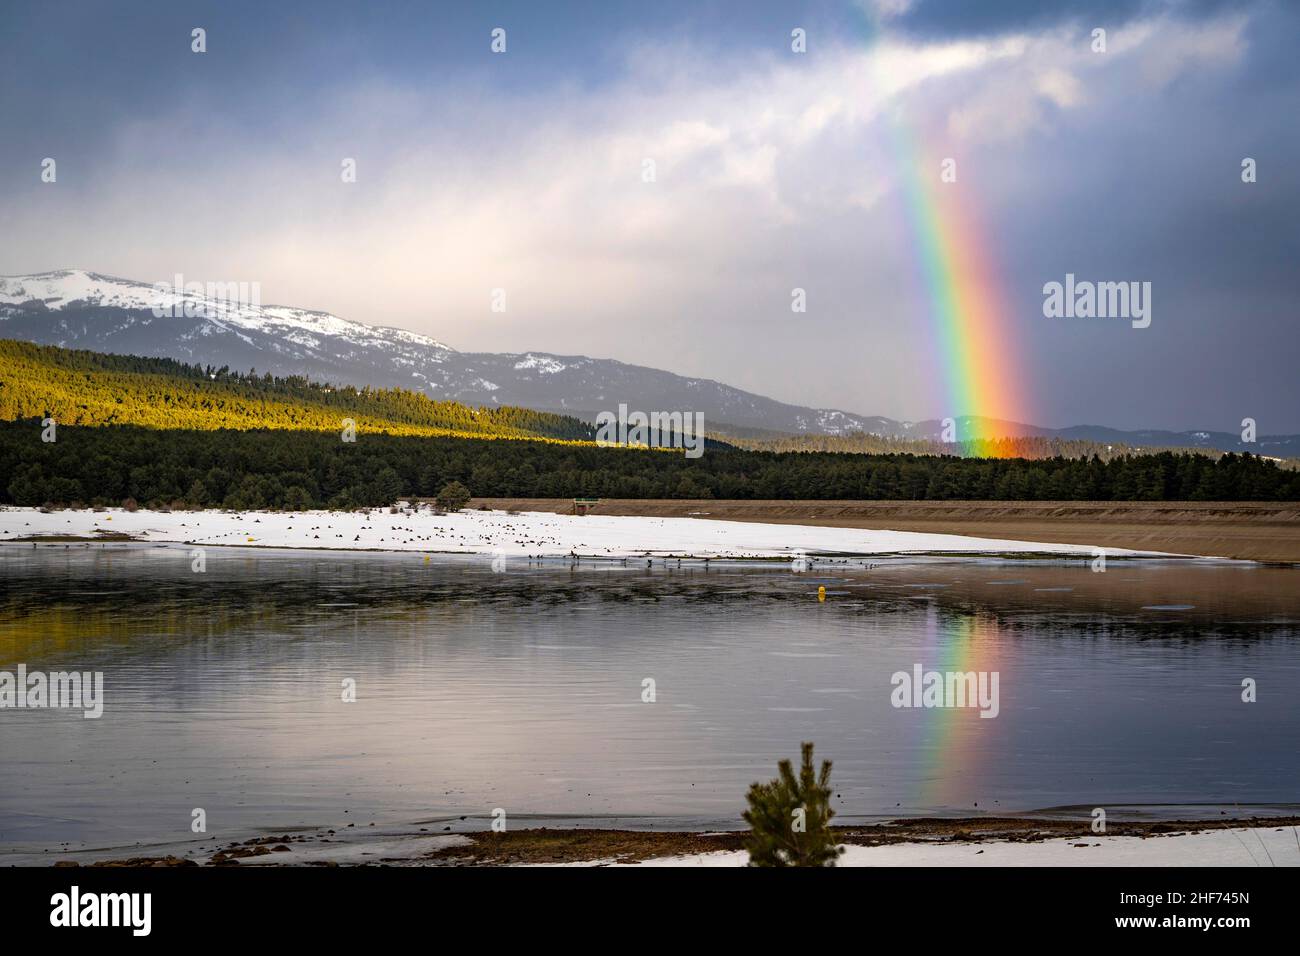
[869,416,1300,461]
[4,344,1297,510]
[724,429,1300,469]
[0,339,596,443]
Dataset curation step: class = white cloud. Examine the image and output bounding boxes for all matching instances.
[857,0,917,19]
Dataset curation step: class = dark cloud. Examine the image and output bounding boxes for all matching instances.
[888,0,1258,37]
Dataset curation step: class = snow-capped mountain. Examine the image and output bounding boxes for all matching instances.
[1,270,1296,455]
[0,270,459,393]
[0,269,888,434]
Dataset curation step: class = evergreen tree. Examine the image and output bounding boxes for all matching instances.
[370,466,403,504]
[742,742,843,867]
[435,480,471,511]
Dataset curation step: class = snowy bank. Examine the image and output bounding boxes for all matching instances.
[0,506,1176,559]
[568,826,1300,868]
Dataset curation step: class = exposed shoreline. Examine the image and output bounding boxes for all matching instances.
[470,498,1300,563]
[0,504,1188,561]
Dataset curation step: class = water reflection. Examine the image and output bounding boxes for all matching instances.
[0,544,1296,850]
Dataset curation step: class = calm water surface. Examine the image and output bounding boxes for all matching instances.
[1,544,1297,853]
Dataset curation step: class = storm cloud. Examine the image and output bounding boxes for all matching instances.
[1,0,1295,431]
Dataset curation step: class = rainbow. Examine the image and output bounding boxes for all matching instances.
[864,15,1026,457]
[852,12,1019,810]
[893,130,1024,455]
[912,603,1004,809]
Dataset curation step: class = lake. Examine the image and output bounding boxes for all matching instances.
[1,543,1297,857]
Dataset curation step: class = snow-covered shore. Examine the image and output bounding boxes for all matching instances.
[620,826,1300,868]
[0,506,1176,559]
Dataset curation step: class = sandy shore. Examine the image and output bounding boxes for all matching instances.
[470,499,1300,563]
[0,505,1175,559]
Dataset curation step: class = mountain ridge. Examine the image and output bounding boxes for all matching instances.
[2,270,1295,457]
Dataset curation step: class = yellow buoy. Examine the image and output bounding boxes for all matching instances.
[817,585,826,602]
[424,555,430,563]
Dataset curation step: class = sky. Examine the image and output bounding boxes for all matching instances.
[1,0,1296,432]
